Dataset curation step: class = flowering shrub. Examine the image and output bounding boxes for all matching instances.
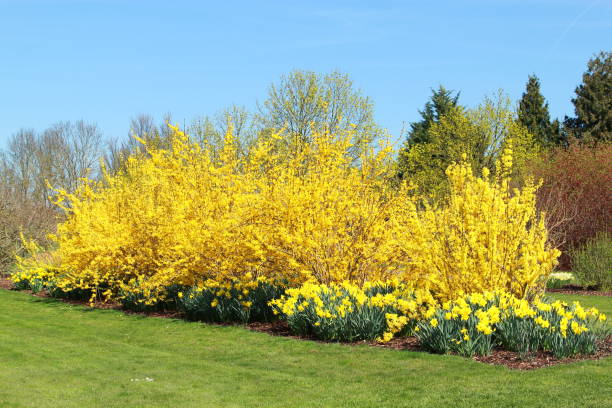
[416,291,607,358]
[401,149,560,300]
[270,281,435,342]
[12,125,559,306]
[14,126,411,304]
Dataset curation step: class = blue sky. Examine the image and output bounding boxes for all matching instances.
[1,0,610,148]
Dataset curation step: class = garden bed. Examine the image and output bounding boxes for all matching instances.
[2,278,610,371]
[547,286,612,297]
[0,277,14,290]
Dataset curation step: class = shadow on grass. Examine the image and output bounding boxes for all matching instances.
[25,294,186,323]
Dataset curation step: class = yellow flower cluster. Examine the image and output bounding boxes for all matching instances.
[421,291,605,340]
[14,125,559,304]
[270,280,435,342]
[416,290,606,357]
[383,313,409,342]
[401,153,560,300]
[431,292,501,335]
[177,277,267,309]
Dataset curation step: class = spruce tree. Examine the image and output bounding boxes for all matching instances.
[518,75,554,146]
[405,86,460,146]
[570,51,611,142]
[397,86,459,179]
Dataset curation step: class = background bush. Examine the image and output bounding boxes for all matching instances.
[531,142,612,268]
[570,233,612,291]
[0,190,56,275]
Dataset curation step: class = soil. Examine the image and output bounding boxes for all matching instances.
[472,338,612,370]
[546,285,612,297]
[2,277,610,371]
[0,278,13,290]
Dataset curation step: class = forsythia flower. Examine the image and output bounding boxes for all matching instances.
[14,125,558,305]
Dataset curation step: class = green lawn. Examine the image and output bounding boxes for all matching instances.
[548,293,612,319]
[1,290,610,408]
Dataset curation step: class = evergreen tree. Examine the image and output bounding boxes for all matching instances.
[518,75,554,146]
[397,91,536,199]
[549,118,567,146]
[569,51,611,142]
[406,86,460,146]
[397,86,459,179]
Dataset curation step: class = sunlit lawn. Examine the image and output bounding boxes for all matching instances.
[1,289,610,408]
[548,292,612,319]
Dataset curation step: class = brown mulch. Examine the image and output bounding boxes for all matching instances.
[0,277,13,290]
[2,279,611,370]
[472,337,612,369]
[546,286,612,297]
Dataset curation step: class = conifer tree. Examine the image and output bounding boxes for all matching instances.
[518,75,554,146]
[405,86,460,146]
[568,51,611,142]
[397,86,460,179]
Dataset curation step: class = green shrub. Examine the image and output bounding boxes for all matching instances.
[571,233,612,291]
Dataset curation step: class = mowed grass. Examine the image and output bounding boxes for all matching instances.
[0,290,610,408]
[548,292,612,319]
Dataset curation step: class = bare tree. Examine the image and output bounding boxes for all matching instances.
[101,113,175,176]
[127,113,174,152]
[36,121,103,199]
[4,129,38,200]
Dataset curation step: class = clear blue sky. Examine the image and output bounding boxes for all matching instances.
[1,0,610,148]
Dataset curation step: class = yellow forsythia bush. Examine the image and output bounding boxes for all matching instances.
[16,125,411,302]
[401,149,560,300]
[13,125,559,304]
